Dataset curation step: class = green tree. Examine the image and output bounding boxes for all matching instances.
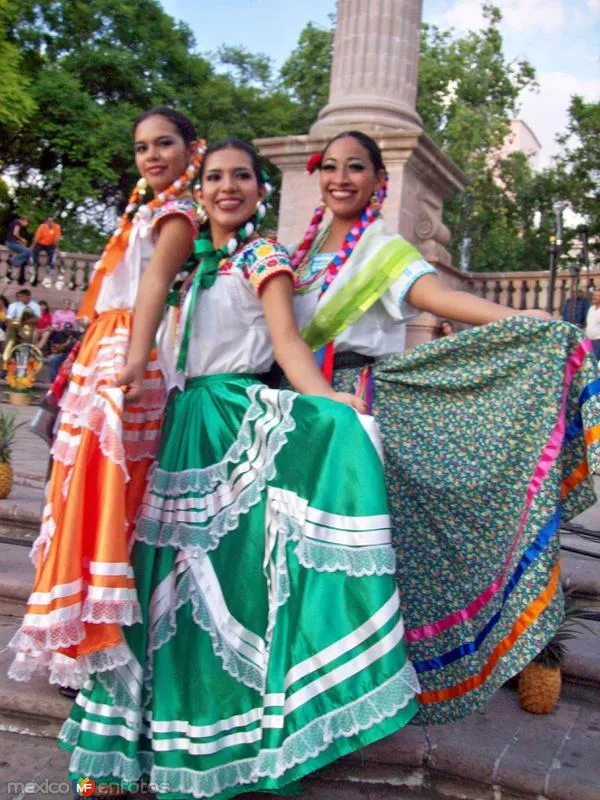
[0,0,301,247]
[417,4,540,271]
[0,0,36,134]
[280,21,333,132]
[554,96,600,260]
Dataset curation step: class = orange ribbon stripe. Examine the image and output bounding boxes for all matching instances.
[419,562,560,705]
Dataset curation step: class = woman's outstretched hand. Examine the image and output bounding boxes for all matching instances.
[330,391,368,414]
[115,361,145,402]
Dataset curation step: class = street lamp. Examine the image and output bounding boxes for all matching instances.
[547,201,566,314]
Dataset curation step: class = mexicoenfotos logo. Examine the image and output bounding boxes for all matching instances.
[72,776,96,796]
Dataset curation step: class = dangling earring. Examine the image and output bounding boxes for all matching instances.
[370,191,381,212]
[197,204,208,225]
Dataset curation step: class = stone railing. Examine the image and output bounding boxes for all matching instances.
[2,242,596,328]
[0,245,98,307]
[466,269,600,316]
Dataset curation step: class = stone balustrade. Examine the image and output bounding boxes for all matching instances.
[2,243,596,329]
[466,269,600,316]
[0,245,96,307]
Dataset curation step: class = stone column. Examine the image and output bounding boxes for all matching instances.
[256,0,468,347]
[311,0,423,134]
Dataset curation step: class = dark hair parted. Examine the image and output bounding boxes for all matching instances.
[199,138,266,185]
[132,106,197,146]
[322,130,385,174]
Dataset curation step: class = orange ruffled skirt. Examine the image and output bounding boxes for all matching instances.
[9,309,166,687]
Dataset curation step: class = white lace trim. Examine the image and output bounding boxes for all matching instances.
[136,387,296,552]
[61,664,419,798]
[176,568,264,692]
[140,498,394,700]
[8,641,133,689]
[295,536,395,576]
[30,503,56,565]
[51,327,166,474]
[149,385,282,497]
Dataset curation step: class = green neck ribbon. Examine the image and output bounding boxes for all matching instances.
[176,232,231,373]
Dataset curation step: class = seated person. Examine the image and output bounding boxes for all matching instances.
[48,322,79,381]
[51,297,76,329]
[7,289,41,321]
[34,300,53,351]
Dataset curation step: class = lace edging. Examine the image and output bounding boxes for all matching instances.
[62,663,419,797]
[295,536,396,576]
[145,564,265,694]
[136,389,297,553]
[148,386,295,498]
[8,641,133,690]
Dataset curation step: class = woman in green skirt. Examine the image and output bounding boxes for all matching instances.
[58,138,420,797]
[291,130,600,725]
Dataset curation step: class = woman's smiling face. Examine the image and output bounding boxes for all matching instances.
[133,115,192,194]
[198,148,265,245]
[319,136,384,222]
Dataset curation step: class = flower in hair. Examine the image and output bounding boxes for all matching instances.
[306,152,323,174]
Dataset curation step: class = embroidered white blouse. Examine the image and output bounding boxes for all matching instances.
[293,251,436,358]
[167,239,293,384]
[95,199,197,313]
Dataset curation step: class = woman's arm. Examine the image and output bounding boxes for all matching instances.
[261,275,367,413]
[116,216,194,399]
[406,273,550,325]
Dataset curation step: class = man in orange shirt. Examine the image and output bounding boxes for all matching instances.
[32,216,61,276]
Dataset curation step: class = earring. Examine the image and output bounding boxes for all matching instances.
[370,191,381,212]
[197,204,208,225]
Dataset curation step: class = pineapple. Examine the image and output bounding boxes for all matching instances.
[519,590,600,714]
[0,411,26,499]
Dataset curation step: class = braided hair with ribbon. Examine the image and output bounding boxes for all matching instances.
[176,139,273,373]
[78,107,206,321]
[291,131,388,381]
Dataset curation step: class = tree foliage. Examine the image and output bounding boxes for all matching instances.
[0,0,36,132]
[280,21,333,132]
[1,1,596,267]
[0,0,298,247]
[553,96,600,260]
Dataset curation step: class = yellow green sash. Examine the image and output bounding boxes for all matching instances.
[300,220,425,351]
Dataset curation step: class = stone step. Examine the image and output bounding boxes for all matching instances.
[0,643,597,800]
[560,536,600,609]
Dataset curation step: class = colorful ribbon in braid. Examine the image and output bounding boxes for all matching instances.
[291,165,388,382]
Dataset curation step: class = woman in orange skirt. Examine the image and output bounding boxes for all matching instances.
[9,106,203,687]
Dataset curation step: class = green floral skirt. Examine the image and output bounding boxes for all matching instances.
[330,317,600,724]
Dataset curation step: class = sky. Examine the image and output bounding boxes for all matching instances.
[160,0,600,168]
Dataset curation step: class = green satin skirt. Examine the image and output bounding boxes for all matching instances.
[60,374,419,799]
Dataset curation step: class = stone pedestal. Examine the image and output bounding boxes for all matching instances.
[311,0,423,134]
[256,0,468,347]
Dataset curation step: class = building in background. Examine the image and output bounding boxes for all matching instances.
[500,119,542,170]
